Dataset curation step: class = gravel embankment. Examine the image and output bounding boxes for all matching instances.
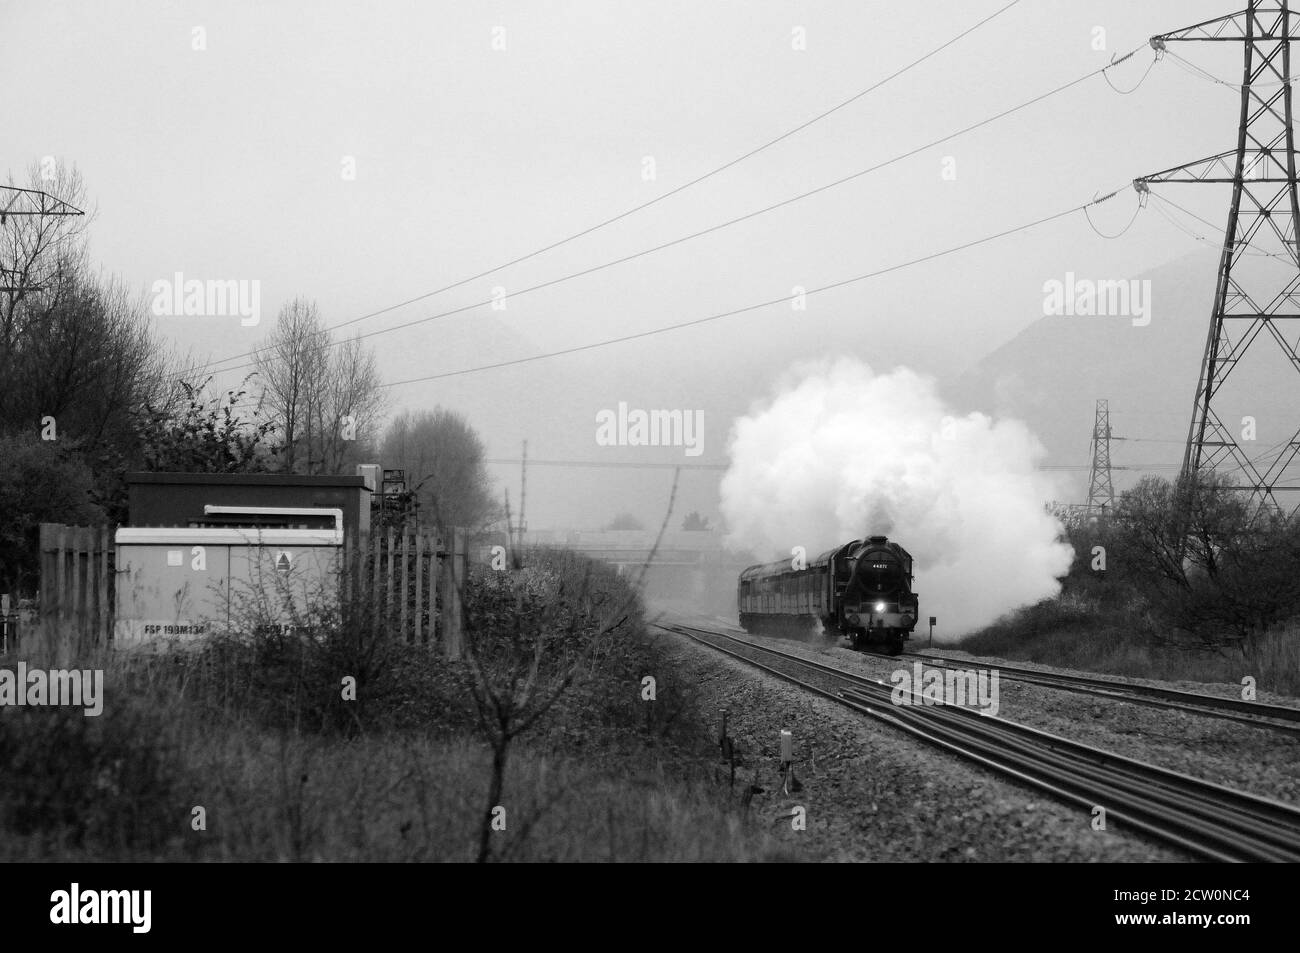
[654,619,1190,862]
[666,612,1300,810]
[915,646,1300,806]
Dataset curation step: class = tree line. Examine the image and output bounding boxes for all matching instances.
[0,163,498,593]
[1058,470,1300,652]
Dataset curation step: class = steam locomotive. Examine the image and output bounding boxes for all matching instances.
[737,535,919,655]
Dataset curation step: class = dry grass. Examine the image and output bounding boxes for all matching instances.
[961,602,1300,696]
[0,550,793,862]
[0,678,791,862]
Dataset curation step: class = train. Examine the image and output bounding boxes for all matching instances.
[737,535,919,654]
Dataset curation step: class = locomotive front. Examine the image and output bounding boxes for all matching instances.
[841,536,918,653]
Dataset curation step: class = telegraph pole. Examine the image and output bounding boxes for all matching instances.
[1135,2,1300,513]
[518,439,528,549]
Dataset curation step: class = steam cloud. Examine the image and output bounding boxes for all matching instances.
[719,358,1073,639]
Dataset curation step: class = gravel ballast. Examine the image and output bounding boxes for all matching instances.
[652,616,1192,862]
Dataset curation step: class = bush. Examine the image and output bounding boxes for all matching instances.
[0,687,187,854]
[0,544,774,861]
[1108,472,1300,647]
[966,472,1300,681]
[0,433,103,593]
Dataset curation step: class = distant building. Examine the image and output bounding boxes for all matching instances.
[126,472,372,540]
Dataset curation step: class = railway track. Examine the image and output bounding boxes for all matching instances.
[860,647,1300,736]
[663,621,1300,863]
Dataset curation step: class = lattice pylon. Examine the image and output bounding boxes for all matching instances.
[1086,400,1116,518]
[1136,1,1300,513]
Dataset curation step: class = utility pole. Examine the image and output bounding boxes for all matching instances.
[518,439,528,550]
[1086,400,1116,519]
[1135,2,1300,514]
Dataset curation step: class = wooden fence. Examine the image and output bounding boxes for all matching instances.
[37,522,468,657]
[343,526,467,658]
[0,593,20,655]
[38,523,115,656]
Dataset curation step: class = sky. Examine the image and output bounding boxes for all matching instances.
[0,0,1262,534]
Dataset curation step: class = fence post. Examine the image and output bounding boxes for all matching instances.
[55,525,67,644]
[70,526,83,652]
[341,531,352,608]
[413,533,424,646]
[83,527,96,655]
[370,529,381,640]
[400,531,410,643]
[442,527,464,660]
[385,527,395,636]
[38,524,52,650]
[98,525,111,649]
[427,531,439,648]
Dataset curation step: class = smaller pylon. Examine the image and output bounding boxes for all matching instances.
[1086,400,1116,519]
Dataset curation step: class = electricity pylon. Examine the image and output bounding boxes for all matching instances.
[0,184,83,225]
[0,185,85,293]
[1134,1,1300,513]
[1086,400,1116,519]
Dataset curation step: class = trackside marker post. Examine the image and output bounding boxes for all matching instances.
[780,729,801,794]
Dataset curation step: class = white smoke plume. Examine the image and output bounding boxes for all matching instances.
[719,358,1074,639]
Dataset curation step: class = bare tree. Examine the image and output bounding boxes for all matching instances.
[463,472,678,862]
[312,333,386,474]
[1,270,164,438]
[0,162,199,524]
[1113,472,1300,648]
[254,300,386,474]
[381,408,498,531]
[0,161,93,357]
[254,298,328,474]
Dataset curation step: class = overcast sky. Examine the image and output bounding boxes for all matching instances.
[1,0,1257,531]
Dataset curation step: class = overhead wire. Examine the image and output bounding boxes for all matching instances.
[1167,49,1292,90]
[380,188,1129,388]
[1104,50,1160,94]
[1085,188,1144,238]
[198,45,1149,380]
[1149,190,1294,262]
[185,0,1025,377]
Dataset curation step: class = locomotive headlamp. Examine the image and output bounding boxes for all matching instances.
[875,601,886,613]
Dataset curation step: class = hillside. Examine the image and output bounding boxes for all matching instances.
[945,249,1300,501]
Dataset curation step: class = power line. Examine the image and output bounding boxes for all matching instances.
[487,458,726,471]
[185,2,1022,377]
[1149,189,1293,261]
[1042,463,1181,471]
[380,189,1126,388]
[488,457,1184,473]
[1103,51,1160,94]
[194,40,1145,379]
[1167,49,1292,91]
